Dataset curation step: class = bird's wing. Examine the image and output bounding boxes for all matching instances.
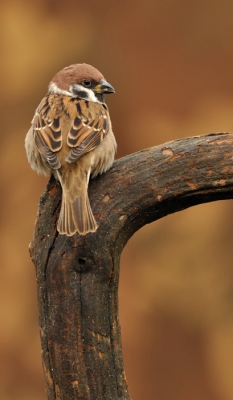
[32,96,62,169]
[65,100,109,163]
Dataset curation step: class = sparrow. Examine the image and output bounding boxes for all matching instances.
[25,63,116,236]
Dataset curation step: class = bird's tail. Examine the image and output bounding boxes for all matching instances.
[56,169,97,236]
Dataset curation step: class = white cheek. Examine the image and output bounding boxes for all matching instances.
[48,82,72,96]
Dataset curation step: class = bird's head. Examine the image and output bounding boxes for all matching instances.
[48,63,115,104]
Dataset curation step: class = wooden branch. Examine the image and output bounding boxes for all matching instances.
[29,132,233,400]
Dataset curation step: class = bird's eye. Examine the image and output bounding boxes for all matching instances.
[82,79,91,87]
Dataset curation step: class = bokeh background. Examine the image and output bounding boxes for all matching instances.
[1,1,233,399]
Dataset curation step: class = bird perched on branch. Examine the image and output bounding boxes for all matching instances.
[25,63,116,236]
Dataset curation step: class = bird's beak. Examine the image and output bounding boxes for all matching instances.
[94,79,115,94]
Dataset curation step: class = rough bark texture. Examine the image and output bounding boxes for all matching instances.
[29,132,233,400]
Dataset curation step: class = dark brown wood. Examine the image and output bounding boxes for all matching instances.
[29,132,233,400]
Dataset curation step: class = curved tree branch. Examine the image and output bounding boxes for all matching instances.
[29,132,233,400]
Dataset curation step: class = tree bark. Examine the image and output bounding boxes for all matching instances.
[29,132,233,400]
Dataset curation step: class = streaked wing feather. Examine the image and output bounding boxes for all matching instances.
[66,101,109,163]
[32,97,62,169]
[66,130,103,163]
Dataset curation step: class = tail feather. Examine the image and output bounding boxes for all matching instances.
[56,168,98,236]
[57,194,97,236]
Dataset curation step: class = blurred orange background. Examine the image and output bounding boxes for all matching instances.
[1,1,233,399]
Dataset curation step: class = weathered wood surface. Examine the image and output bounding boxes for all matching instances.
[29,133,233,400]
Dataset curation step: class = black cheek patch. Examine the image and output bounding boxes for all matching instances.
[72,88,88,99]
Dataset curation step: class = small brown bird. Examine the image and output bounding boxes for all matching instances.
[25,63,116,236]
